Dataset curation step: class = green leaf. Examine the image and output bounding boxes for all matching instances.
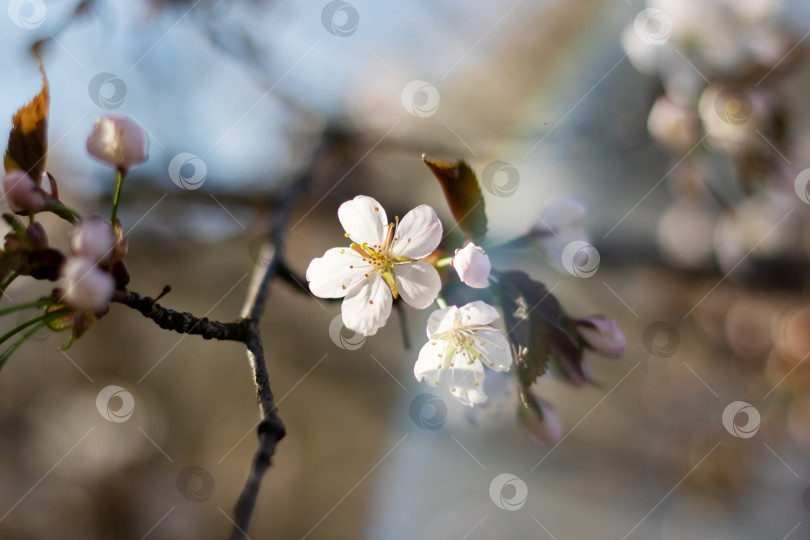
[422,155,487,240]
[4,61,49,183]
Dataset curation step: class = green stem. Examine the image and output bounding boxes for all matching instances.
[0,298,55,318]
[0,307,71,350]
[0,271,20,298]
[111,169,126,225]
[436,257,453,268]
[436,297,447,309]
[0,318,53,371]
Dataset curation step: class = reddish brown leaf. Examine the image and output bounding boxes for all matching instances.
[4,62,49,185]
[422,155,487,240]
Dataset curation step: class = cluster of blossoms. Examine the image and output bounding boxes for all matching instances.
[307,188,625,444]
[622,0,807,274]
[1,109,148,349]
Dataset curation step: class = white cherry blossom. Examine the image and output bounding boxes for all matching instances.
[414,301,512,406]
[451,242,491,288]
[306,195,442,336]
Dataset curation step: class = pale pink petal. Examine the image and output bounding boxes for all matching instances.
[394,261,441,309]
[471,328,512,371]
[391,204,442,259]
[458,300,500,326]
[338,195,388,246]
[452,242,491,288]
[306,247,370,298]
[341,273,392,336]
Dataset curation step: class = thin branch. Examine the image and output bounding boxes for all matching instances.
[230,136,330,539]
[111,290,248,341]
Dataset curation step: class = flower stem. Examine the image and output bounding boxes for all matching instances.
[0,317,57,371]
[0,272,20,298]
[435,257,453,268]
[436,297,447,309]
[0,298,55,318]
[0,307,70,350]
[111,169,126,225]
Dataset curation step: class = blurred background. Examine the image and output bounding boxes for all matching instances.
[1,0,810,538]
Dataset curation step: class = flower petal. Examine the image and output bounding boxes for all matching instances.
[338,195,388,247]
[306,247,369,298]
[425,305,458,337]
[472,328,512,372]
[414,341,487,406]
[458,300,500,326]
[395,261,441,309]
[341,273,392,336]
[391,204,442,259]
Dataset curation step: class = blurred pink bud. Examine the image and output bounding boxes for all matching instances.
[2,170,46,213]
[86,115,149,172]
[451,242,491,288]
[62,258,114,312]
[518,393,562,446]
[577,316,626,358]
[71,218,115,263]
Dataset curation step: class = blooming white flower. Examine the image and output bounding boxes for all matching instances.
[414,301,512,406]
[2,170,46,213]
[86,115,149,172]
[62,258,115,312]
[306,195,442,336]
[452,242,491,288]
[71,218,116,263]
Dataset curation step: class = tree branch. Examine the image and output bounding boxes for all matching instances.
[111,289,249,341]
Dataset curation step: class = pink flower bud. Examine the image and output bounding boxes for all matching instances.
[71,218,116,263]
[62,258,114,312]
[451,242,491,288]
[577,316,626,358]
[86,115,149,172]
[2,170,46,213]
[518,392,562,446]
